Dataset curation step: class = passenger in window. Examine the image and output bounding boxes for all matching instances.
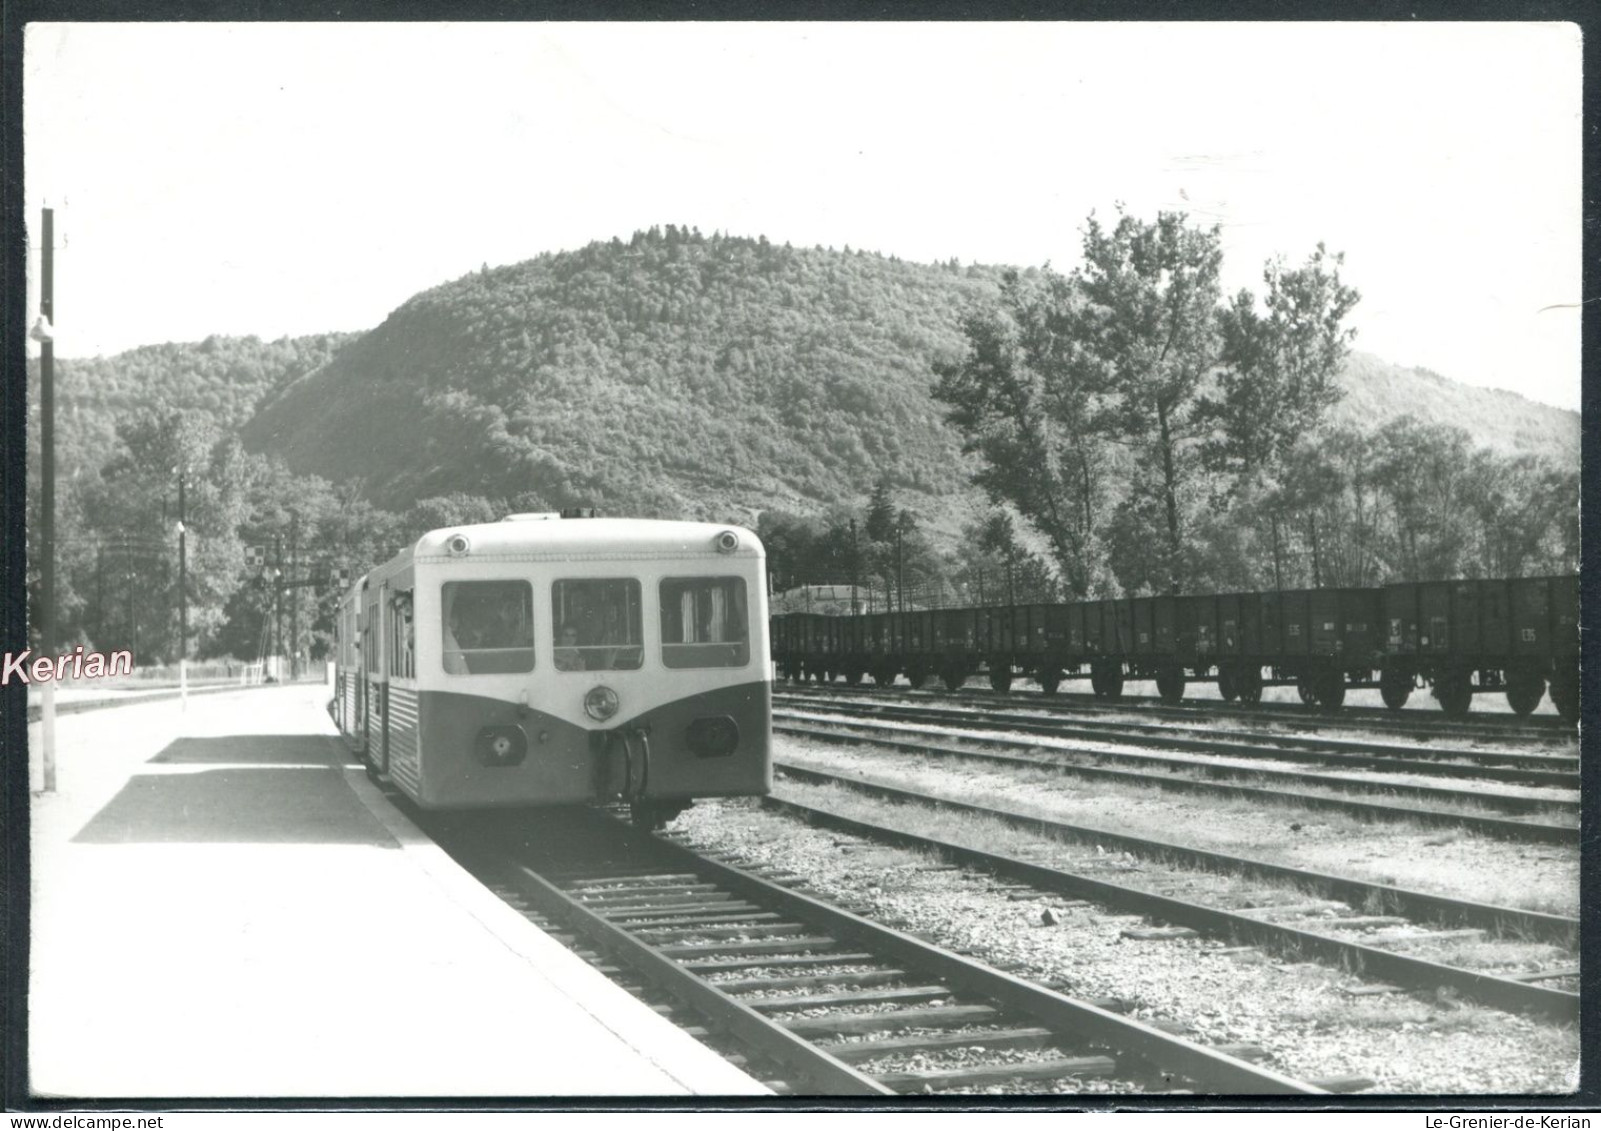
[555,625,584,671]
[487,591,521,649]
[443,609,470,674]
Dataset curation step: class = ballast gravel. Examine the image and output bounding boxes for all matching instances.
[781,711,1579,819]
[775,736,1579,917]
[671,799,1578,1095]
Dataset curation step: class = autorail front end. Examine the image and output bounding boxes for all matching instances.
[364,515,772,826]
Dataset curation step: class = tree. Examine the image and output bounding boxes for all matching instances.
[864,475,896,543]
[1202,244,1361,479]
[1058,210,1224,593]
[959,511,1060,604]
[932,269,1108,596]
[936,211,1363,595]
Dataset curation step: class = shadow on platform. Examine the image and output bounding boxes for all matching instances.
[72,734,389,846]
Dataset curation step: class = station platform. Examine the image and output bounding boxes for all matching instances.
[27,683,767,1099]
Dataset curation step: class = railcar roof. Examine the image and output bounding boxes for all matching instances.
[413,516,763,561]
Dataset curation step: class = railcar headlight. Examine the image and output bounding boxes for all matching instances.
[445,533,471,557]
[584,685,620,722]
[475,725,527,767]
[686,716,739,758]
[715,530,740,553]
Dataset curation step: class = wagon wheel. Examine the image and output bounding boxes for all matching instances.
[906,665,930,691]
[1379,669,1412,711]
[1155,667,1186,705]
[1236,666,1263,706]
[1099,664,1125,700]
[1504,671,1546,717]
[1317,670,1346,710]
[941,664,969,693]
[989,662,1014,695]
[1296,676,1316,706]
[873,666,898,688]
[1217,667,1237,702]
[1037,669,1063,696]
[1549,665,1580,725]
[1433,671,1473,718]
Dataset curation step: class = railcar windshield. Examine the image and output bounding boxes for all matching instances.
[552,579,643,671]
[660,577,749,668]
[442,581,534,674]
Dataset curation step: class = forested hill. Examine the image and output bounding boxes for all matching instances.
[1331,352,1578,462]
[28,332,358,480]
[42,230,1578,531]
[242,227,1004,524]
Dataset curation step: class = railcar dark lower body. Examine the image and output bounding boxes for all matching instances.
[331,672,772,822]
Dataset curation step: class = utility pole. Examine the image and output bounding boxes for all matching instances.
[274,535,284,679]
[95,544,104,643]
[1309,513,1322,589]
[125,547,137,657]
[849,518,859,615]
[35,207,57,792]
[177,467,188,707]
[289,514,299,680]
[895,525,904,614]
[1270,512,1284,591]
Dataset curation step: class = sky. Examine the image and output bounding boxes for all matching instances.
[23,21,1584,411]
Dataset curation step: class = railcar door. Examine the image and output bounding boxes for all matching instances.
[364,584,387,775]
[352,588,369,749]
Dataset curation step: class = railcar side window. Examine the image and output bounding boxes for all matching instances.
[442,581,534,675]
[660,577,749,668]
[390,592,415,679]
[552,579,643,671]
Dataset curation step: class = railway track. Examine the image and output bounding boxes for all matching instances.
[781,680,1575,744]
[773,714,1578,845]
[774,692,1579,786]
[429,809,1346,1096]
[764,764,1579,1020]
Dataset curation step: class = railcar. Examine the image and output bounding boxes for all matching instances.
[770,573,1579,722]
[333,513,772,826]
[1379,575,1579,720]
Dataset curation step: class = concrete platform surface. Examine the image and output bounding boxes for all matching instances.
[28,684,767,1098]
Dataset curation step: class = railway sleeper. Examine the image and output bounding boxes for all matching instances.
[677,951,877,973]
[872,1056,1121,1093]
[547,870,700,885]
[819,1027,1060,1062]
[597,898,762,917]
[570,882,723,899]
[782,1003,1002,1037]
[578,890,741,910]
[633,922,808,940]
[611,910,784,929]
[710,969,911,995]
[658,935,846,958]
[743,985,956,1012]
